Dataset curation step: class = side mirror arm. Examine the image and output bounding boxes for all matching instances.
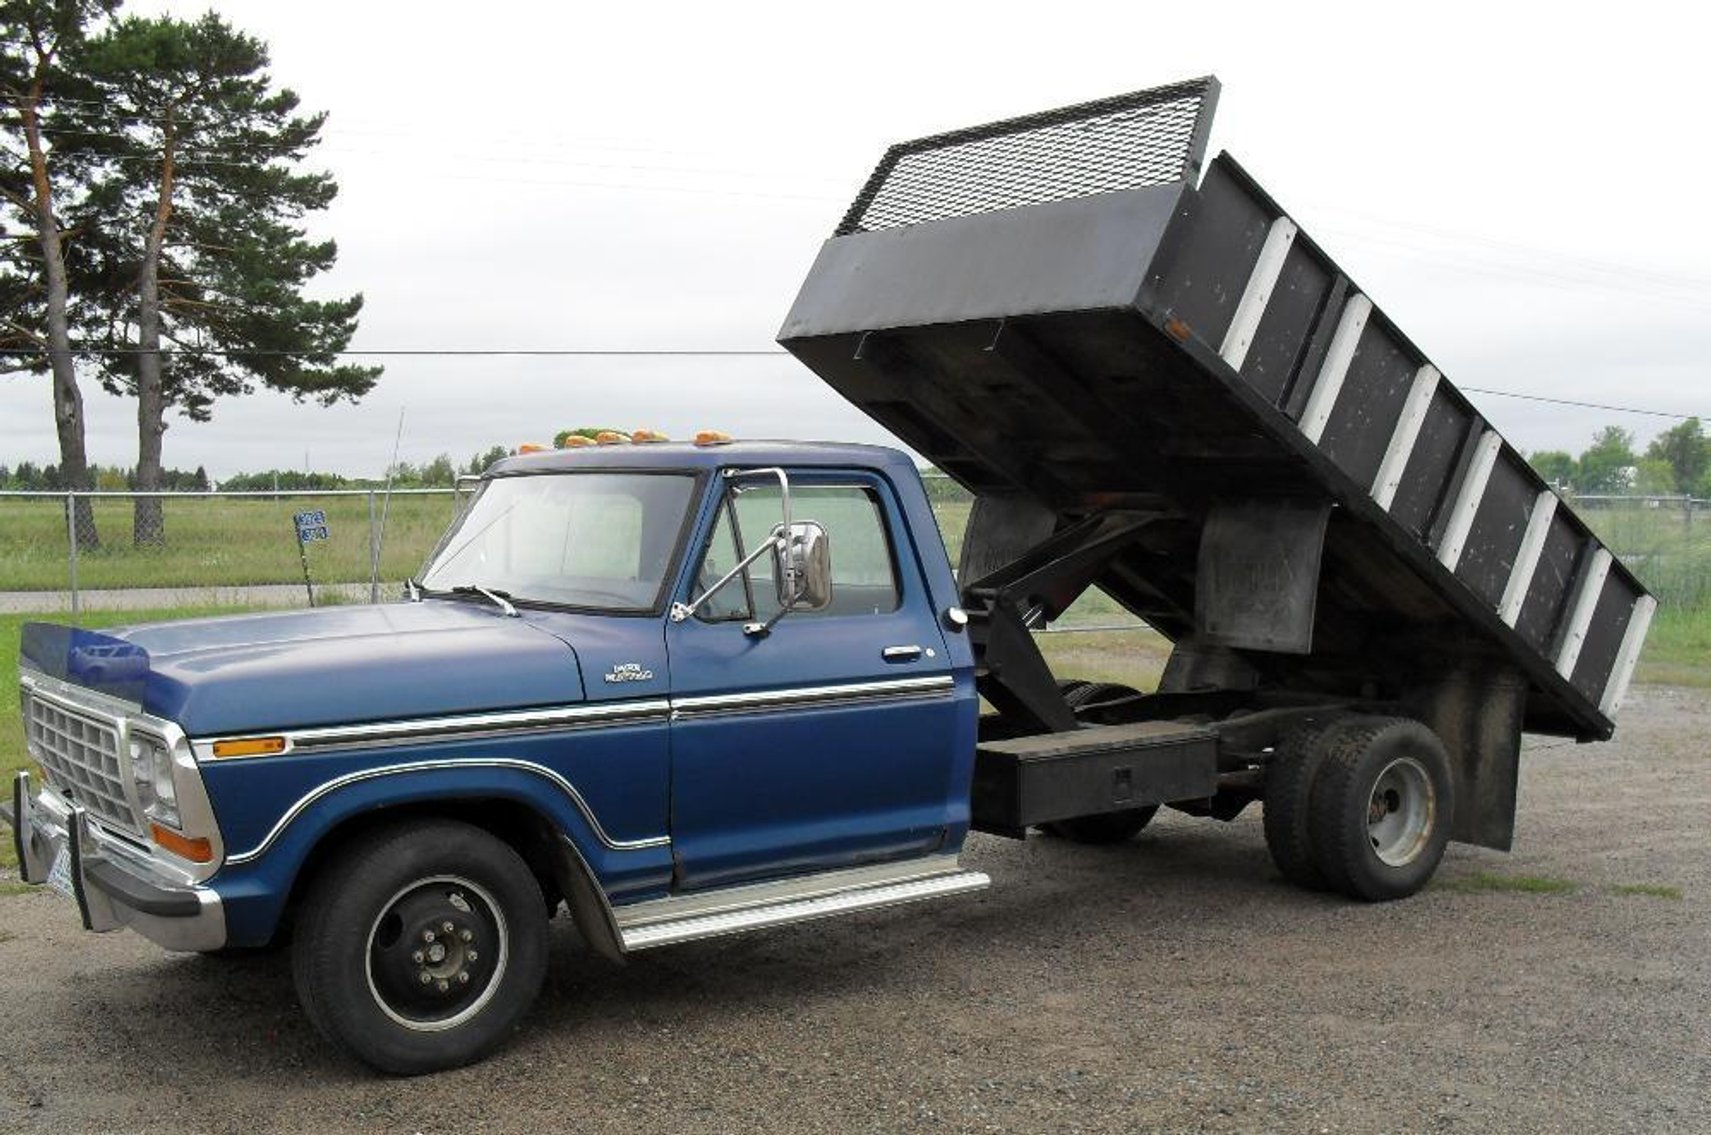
[669,532,784,624]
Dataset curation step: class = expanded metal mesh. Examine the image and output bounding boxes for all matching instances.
[836,77,1219,236]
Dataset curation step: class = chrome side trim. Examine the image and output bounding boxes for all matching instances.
[1554,546,1613,678]
[196,698,673,760]
[614,855,989,952]
[1436,429,1503,572]
[1498,491,1559,627]
[1599,595,1656,718]
[670,674,954,721]
[1298,293,1372,444]
[223,757,672,865]
[1218,216,1299,372]
[1371,364,1440,510]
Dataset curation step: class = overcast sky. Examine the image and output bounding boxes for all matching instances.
[4,0,1709,480]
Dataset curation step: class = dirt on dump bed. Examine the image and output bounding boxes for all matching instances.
[1,685,1706,1135]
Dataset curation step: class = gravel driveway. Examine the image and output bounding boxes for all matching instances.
[2,685,1706,1135]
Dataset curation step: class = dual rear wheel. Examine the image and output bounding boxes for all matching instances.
[1263,715,1453,902]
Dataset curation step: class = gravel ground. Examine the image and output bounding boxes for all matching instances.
[1,685,1706,1135]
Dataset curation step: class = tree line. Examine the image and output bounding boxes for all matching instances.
[1530,418,1708,497]
[2,1,378,550]
[219,447,513,492]
[0,458,207,490]
[0,444,513,493]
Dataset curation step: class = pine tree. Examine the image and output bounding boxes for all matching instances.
[70,12,380,544]
[1,0,119,549]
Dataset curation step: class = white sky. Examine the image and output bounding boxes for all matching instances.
[4,0,1709,479]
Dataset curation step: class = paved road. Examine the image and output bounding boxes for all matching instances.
[1,686,1706,1134]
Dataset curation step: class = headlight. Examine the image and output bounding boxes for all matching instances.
[129,732,181,829]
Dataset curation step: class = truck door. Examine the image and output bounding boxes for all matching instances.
[664,473,961,891]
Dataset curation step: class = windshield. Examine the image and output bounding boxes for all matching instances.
[419,472,697,611]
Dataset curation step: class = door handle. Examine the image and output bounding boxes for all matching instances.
[882,644,924,662]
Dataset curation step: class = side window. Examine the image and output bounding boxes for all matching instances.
[734,484,901,617]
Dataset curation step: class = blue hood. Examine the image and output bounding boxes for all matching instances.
[22,602,586,735]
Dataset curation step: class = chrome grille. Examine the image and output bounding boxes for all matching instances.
[25,689,141,834]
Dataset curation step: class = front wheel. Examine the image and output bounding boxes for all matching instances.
[291,820,550,1074]
[1307,717,1454,902]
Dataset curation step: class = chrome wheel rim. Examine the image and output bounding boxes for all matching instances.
[1367,756,1435,867]
[365,874,509,1032]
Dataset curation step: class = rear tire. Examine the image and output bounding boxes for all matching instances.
[1307,717,1453,902]
[291,820,549,1074]
[1261,715,1351,890]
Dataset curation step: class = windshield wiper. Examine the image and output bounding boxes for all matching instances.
[404,577,422,602]
[449,585,519,617]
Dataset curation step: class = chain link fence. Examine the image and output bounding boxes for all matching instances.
[0,488,471,614]
[5,480,1696,623]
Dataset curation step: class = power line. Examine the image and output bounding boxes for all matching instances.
[0,346,791,357]
[0,345,1701,421]
[1460,387,1702,422]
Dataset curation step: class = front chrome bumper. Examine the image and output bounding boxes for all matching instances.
[4,771,227,952]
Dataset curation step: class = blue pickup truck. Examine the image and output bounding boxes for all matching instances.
[4,80,1654,1074]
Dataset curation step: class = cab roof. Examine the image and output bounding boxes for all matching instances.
[486,439,916,477]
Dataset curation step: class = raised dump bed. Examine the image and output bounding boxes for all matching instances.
[780,76,1653,744]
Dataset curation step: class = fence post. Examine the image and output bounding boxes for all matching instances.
[368,489,380,604]
[65,491,81,617]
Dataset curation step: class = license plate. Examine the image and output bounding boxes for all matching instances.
[46,845,76,901]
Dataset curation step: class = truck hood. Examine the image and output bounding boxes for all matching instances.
[21,602,586,735]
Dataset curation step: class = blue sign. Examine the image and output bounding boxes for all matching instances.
[294,510,330,543]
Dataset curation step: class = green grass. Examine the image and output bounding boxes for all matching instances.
[1439,871,1579,895]
[1636,606,1711,688]
[0,494,457,591]
[0,881,34,897]
[1608,883,1683,900]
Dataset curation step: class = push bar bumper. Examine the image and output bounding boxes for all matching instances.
[5,771,227,952]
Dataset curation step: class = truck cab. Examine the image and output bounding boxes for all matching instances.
[8,440,991,1074]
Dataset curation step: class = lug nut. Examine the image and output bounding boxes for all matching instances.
[422,929,436,943]
[411,950,425,964]
[436,979,449,993]
[442,921,454,934]
[458,972,471,985]
[460,929,473,943]
[466,950,478,963]
[419,972,432,985]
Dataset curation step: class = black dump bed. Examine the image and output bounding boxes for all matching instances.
[779,78,1653,741]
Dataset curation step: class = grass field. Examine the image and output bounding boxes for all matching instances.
[0,493,459,591]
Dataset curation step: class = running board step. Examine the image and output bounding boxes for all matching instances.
[614,857,990,952]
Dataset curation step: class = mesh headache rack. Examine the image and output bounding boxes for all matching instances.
[782,77,1654,745]
[837,77,1219,236]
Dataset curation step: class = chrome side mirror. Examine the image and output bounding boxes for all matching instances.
[773,521,832,612]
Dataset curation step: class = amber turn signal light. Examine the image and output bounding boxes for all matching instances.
[151,824,215,863]
[211,736,286,759]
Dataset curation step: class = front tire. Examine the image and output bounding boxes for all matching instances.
[1307,717,1454,902]
[291,820,549,1074]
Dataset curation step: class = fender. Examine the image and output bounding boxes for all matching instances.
[208,762,673,947]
